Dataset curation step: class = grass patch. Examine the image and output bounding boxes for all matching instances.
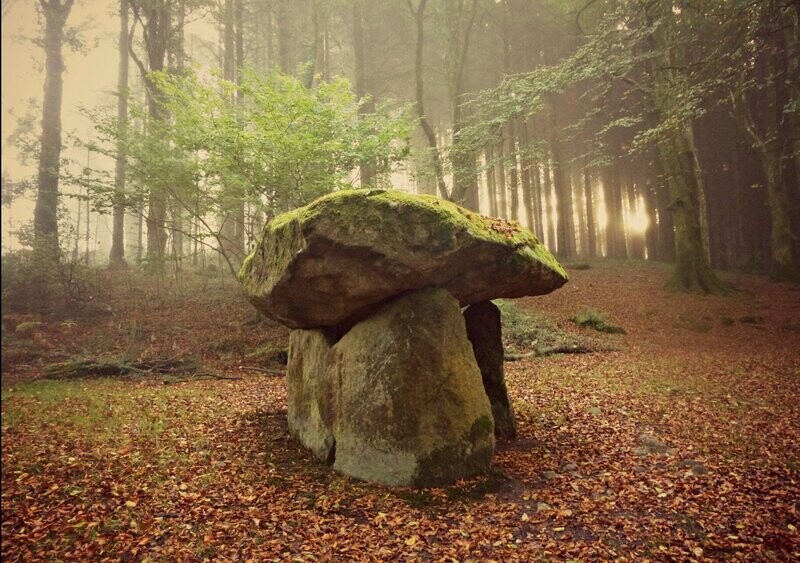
[571,308,626,334]
[1,379,220,447]
[494,299,578,353]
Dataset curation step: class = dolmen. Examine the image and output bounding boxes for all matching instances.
[240,189,567,486]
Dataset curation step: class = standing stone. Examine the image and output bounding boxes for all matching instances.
[285,287,496,486]
[464,301,517,439]
[332,288,495,486]
[286,329,336,463]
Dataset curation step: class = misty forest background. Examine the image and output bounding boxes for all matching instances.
[2,0,800,303]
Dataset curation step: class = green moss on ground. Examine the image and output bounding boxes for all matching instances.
[572,308,627,334]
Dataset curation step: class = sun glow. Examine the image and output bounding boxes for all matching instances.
[626,196,649,234]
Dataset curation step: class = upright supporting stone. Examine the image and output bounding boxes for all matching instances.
[332,288,495,486]
[464,301,517,439]
[286,329,336,463]
[286,288,495,486]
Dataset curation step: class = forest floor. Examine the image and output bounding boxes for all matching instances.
[2,260,799,561]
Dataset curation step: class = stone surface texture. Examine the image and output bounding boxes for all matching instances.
[241,189,569,486]
[240,189,567,329]
[287,289,495,486]
[464,301,517,439]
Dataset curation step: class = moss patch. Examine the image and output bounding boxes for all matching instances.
[243,189,567,282]
[572,308,627,334]
[414,414,494,487]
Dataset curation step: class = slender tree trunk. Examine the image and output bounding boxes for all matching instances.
[642,182,659,261]
[550,133,574,258]
[72,184,82,263]
[352,0,376,187]
[110,0,129,267]
[132,0,172,274]
[407,0,449,200]
[276,0,290,73]
[763,19,798,280]
[34,0,74,262]
[485,145,498,216]
[531,161,544,241]
[216,0,245,267]
[542,160,555,250]
[265,0,274,70]
[518,120,534,231]
[84,196,90,265]
[448,0,479,208]
[583,156,596,258]
[527,118,544,240]
[506,123,519,221]
[602,158,627,259]
[495,135,508,218]
[626,180,644,259]
[171,0,186,268]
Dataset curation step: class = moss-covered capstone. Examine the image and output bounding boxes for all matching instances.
[240,189,568,329]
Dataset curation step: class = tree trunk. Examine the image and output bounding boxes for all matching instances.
[648,2,724,292]
[217,0,245,267]
[276,0,290,73]
[763,18,798,281]
[550,134,574,258]
[518,120,534,231]
[531,160,544,241]
[408,0,449,201]
[352,0,376,187]
[762,147,797,280]
[660,129,726,292]
[602,158,627,259]
[485,145,498,217]
[626,180,644,259]
[642,182,659,261]
[495,135,507,218]
[132,0,173,274]
[506,123,519,221]
[583,156,596,258]
[542,160,555,250]
[110,0,129,268]
[448,0,479,208]
[33,0,74,261]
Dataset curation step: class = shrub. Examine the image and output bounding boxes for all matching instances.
[1,249,98,314]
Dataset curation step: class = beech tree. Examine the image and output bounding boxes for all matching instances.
[33,0,75,261]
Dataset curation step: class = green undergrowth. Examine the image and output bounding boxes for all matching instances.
[494,299,581,353]
[572,308,626,334]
